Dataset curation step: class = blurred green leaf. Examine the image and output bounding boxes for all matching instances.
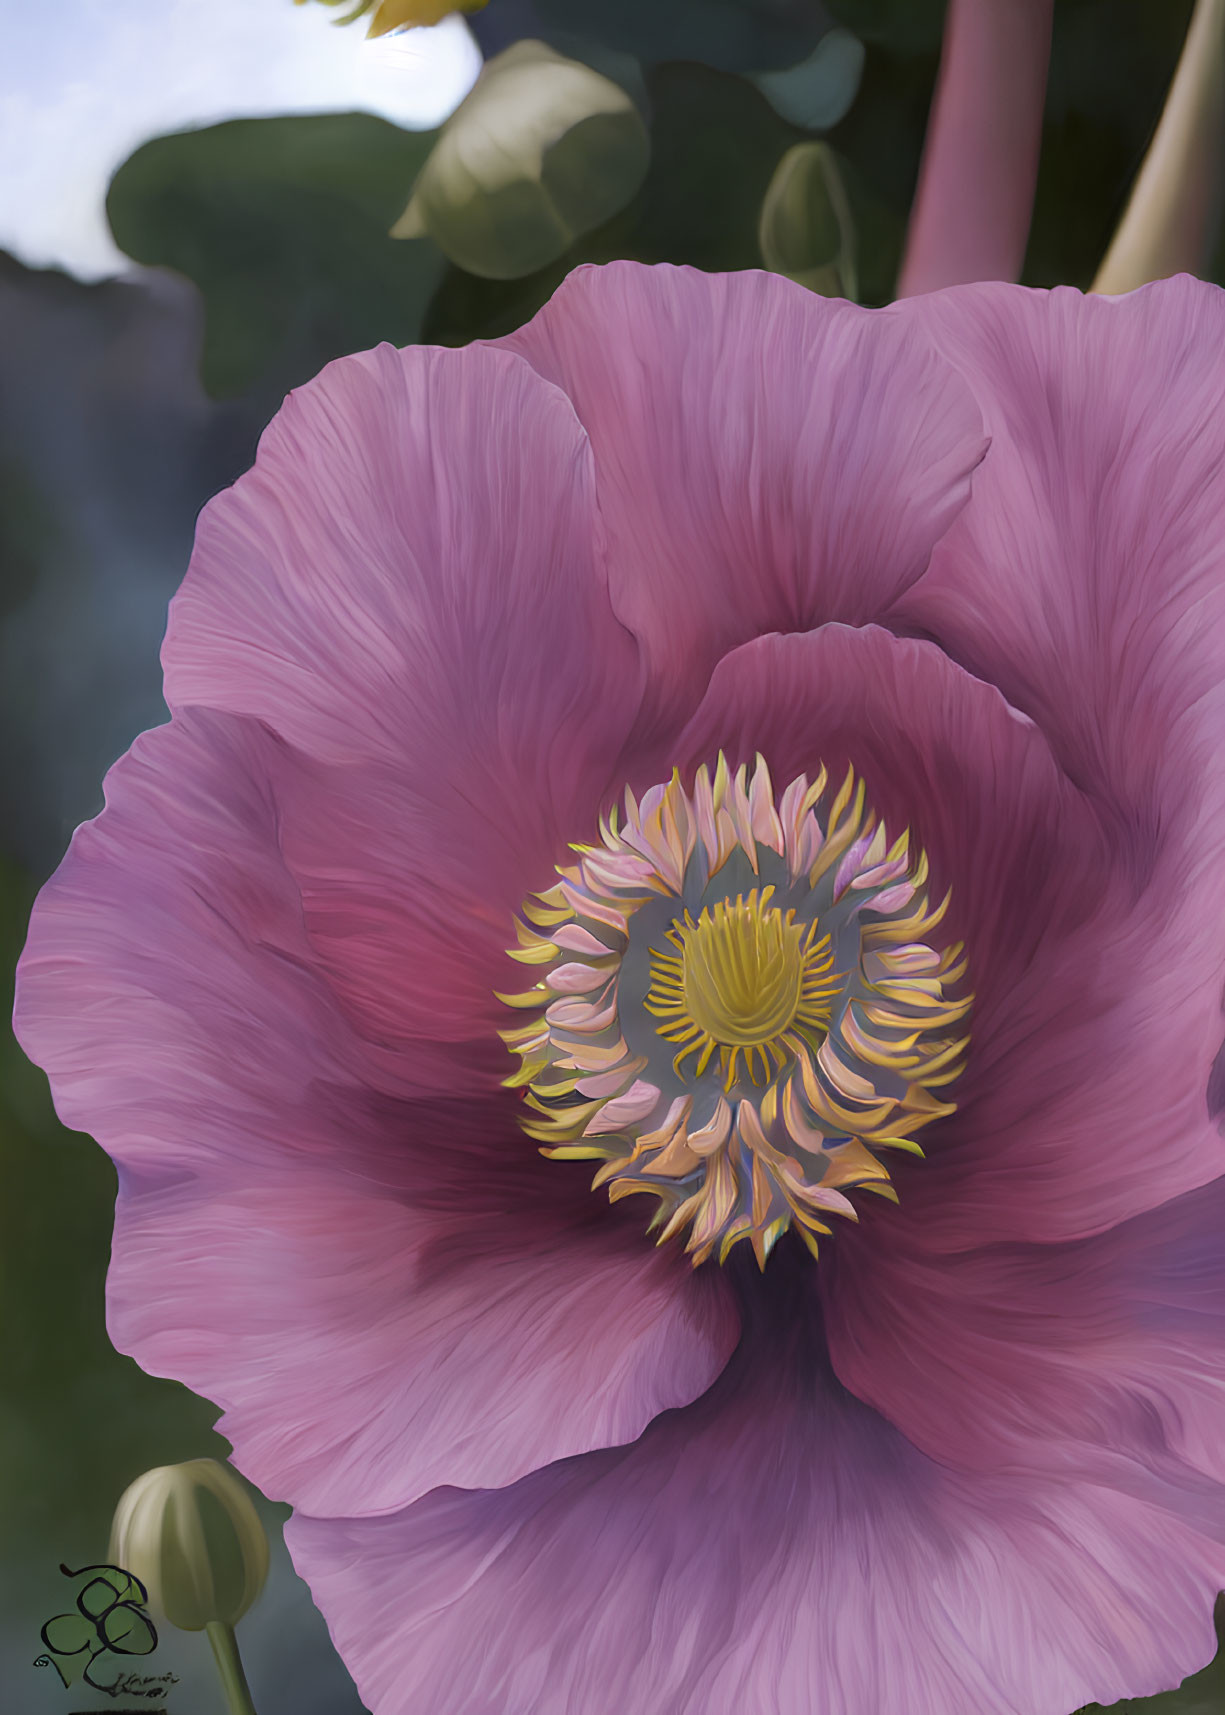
[422,61,804,343]
[398,42,650,280]
[105,114,447,399]
[753,26,866,131]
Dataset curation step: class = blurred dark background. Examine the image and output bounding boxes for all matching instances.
[2,0,1223,1708]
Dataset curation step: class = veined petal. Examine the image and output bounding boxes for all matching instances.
[500,263,987,732]
[16,712,738,1516]
[288,1254,1225,1715]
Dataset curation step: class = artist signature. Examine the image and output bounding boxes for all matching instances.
[96,1669,179,1699]
[34,1563,174,1698]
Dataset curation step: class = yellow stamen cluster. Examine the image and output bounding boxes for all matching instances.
[500,755,970,1268]
[645,887,840,1088]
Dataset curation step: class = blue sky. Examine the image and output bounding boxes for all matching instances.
[0,0,480,278]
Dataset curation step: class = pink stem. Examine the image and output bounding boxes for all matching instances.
[897,0,1054,298]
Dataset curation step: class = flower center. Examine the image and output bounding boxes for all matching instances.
[500,754,970,1268]
[647,888,838,1088]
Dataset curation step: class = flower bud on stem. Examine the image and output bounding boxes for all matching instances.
[110,1459,269,1715]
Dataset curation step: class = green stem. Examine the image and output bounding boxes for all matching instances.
[205,1620,258,1715]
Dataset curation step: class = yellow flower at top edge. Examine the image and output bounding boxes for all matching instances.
[295,0,488,36]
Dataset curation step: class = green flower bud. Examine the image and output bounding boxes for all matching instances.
[108,1459,269,1633]
[391,40,650,279]
[758,141,858,301]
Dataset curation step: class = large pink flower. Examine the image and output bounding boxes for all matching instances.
[17,263,1225,1714]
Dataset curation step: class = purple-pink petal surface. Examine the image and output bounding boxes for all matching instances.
[15,261,1225,1714]
[289,1255,1225,1715]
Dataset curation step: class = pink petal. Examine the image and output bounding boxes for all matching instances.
[884,279,1225,1244]
[672,625,1225,1240]
[111,1169,737,1519]
[825,1170,1225,1493]
[287,1260,1225,1715]
[162,339,641,1059]
[583,1078,660,1133]
[16,712,738,1515]
[889,277,1225,1081]
[544,961,610,994]
[499,263,988,730]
